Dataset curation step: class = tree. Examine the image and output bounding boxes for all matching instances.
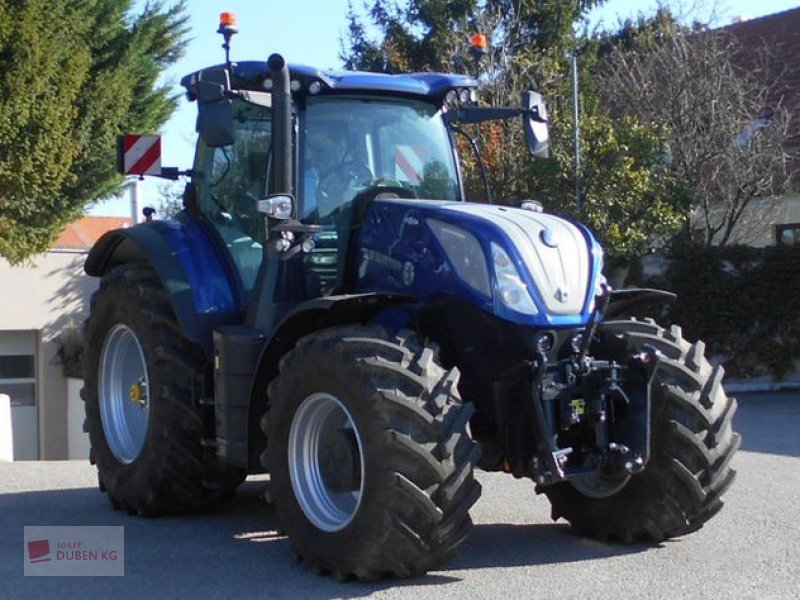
[341,2,691,263]
[0,0,188,264]
[155,180,184,218]
[596,21,794,246]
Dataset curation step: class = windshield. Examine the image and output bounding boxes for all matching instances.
[300,97,459,222]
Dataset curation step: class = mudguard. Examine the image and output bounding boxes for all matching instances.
[84,217,241,352]
[239,292,415,470]
[604,288,677,320]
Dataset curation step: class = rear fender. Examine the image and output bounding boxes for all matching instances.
[84,218,241,353]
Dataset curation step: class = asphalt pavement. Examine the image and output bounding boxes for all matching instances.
[1,391,798,599]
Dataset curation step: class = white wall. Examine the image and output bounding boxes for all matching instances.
[0,394,12,461]
[699,193,800,247]
[67,377,91,460]
[0,251,98,459]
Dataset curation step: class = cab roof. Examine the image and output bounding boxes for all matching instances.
[180,60,477,104]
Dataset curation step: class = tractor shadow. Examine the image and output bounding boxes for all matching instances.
[1,475,649,597]
[448,521,649,571]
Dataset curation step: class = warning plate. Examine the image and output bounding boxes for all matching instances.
[118,134,162,176]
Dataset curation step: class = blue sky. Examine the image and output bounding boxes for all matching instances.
[94,0,800,216]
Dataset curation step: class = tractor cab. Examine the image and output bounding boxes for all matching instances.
[182,62,473,302]
[179,30,548,328]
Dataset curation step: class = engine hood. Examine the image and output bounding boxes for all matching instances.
[354,198,603,327]
[436,203,594,316]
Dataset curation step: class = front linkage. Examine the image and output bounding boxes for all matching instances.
[527,290,662,490]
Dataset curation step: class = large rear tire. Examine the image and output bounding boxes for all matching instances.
[83,264,245,515]
[542,318,740,542]
[263,325,481,580]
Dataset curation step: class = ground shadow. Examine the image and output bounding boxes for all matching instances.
[0,477,650,598]
[447,521,649,571]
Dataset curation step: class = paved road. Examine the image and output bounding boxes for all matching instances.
[1,392,798,599]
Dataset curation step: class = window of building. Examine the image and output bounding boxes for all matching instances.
[776,223,800,245]
[0,354,35,406]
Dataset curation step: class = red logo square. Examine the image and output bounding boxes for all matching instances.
[27,539,51,563]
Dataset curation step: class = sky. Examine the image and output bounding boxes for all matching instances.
[93,0,800,218]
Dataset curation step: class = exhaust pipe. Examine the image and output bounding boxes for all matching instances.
[268,53,292,195]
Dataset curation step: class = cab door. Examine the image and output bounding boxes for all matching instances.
[193,98,273,297]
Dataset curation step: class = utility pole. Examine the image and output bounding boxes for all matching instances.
[571,51,582,213]
[129,179,140,225]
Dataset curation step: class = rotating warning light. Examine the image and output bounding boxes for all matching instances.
[470,32,488,53]
[218,11,238,34]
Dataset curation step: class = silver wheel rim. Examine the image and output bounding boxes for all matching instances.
[569,471,630,499]
[99,325,150,464]
[288,392,365,532]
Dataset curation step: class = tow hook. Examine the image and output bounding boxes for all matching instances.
[599,443,645,475]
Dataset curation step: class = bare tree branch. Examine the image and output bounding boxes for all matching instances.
[597,27,794,245]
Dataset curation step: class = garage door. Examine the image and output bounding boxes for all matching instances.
[0,331,39,460]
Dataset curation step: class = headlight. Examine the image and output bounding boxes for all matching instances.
[428,219,491,297]
[491,243,538,315]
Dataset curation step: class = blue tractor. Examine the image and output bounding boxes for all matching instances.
[82,16,739,580]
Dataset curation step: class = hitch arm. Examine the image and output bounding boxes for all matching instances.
[528,352,570,485]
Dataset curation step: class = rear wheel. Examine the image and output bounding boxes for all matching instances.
[83,264,245,515]
[263,325,481,580]
[542,318,741,542]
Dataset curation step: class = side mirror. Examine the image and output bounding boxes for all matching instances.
[522,91,549,159]
[196,69,235,147]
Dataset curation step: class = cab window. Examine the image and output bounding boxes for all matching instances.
[194,99,271,292]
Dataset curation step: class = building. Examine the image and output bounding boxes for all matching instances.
[721,8,800,246]
[0,216,130,460]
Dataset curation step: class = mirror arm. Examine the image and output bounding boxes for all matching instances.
[451,125,493,204]
[444,106,522,125]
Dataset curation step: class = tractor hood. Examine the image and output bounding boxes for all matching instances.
[354,199,604,327]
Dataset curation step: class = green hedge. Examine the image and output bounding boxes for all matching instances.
[642,244,800,379]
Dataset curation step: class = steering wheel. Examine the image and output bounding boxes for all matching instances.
[352,183,416,203]
[317,161,374,208]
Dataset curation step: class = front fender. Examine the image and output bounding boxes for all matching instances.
[603,288,677,320]
[242,292,414,470]
[84,217,240,352]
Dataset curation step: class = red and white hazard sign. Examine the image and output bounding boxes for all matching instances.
[119,134,162,176]
[394,145,427,184]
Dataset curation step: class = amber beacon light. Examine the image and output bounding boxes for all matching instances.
[469,32,488,53]
[218,11,237,33]
[218,11,238,65]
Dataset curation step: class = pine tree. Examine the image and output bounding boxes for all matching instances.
[0,0,188,264]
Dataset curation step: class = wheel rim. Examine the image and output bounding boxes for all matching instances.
[288,392,365,532]
[99,324,150,464]
[569,471,630,499]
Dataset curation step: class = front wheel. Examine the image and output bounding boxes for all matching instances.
[542,318,741,542]
[263,326,481,580]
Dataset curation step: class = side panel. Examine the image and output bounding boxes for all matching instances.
[84,216,241,352]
